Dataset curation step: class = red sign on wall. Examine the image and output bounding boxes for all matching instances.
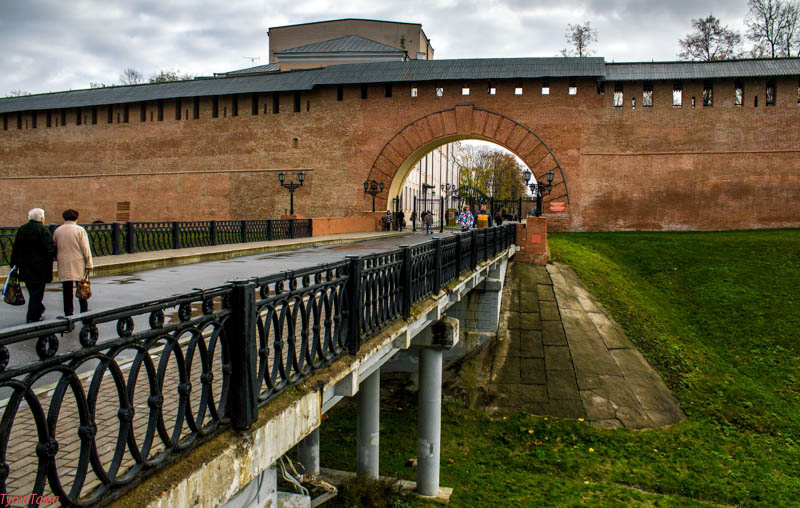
[549,201,566,213]
[530,234,542,244]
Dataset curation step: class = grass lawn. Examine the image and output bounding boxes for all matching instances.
[320,229,800,507]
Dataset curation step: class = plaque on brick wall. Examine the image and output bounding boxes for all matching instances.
[549,201,565,213]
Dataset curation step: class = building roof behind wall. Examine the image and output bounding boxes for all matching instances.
[275,35,406,55]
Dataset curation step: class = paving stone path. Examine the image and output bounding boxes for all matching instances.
[485,262,685,428]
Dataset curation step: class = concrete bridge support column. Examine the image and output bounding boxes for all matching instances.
[417,345,443,496]
[357,369,380,479]
[416,317,459,497]
[297,428,320,476]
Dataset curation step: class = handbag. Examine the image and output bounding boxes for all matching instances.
[75,270,92,300]
[3,267,25,306]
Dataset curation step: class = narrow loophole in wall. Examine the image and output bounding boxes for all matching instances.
[292,137,299,148]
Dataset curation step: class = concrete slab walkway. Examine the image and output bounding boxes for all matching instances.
[485,262,685,429]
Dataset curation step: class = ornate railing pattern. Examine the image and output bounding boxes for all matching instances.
[0,223,516,506]
[0,219,314,266]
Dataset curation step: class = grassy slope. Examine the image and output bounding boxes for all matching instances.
[320,230,800,507]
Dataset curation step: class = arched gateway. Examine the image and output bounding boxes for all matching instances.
[365,105,570,215]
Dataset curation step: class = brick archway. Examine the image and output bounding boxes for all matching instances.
[366,104,570,214]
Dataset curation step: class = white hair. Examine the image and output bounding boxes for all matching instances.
[28,208,45,222]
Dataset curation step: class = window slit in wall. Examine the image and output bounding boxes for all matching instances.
[31,113,36,129]
[47,111,52,128]
[568,79,577,96]
[140,103,146,122]
[91,107,97,124]
[232,95,238,116]
[251,93,258,115]
[766,79,776,106]
[488,80,496,95]
[435,86,444,97]
[541,80,549,95]
[76,108,82,125]
[411,86,418,97]
[703,81,713,107]
[61,109,67,126]
[754,95,759,107]
[631,97,636,109]
[193,97,199,119]
[2,114,7,130]
[643,82,653,107]
[361,85,368,99]
[462,84,470,96]
[613,83,623,107]
[385,84,392,97]
[150,111,153,121]
[673,82,682,107]
[337,86,343,101]
[223,106,226,118]
[175,99,181,120]
[735,81,744,107]
[306,100,310,112]
[514,86,523,95]
[157,100,164,121]
[212,97,219,118]
[17,113,22,129]
[294,92,301,112]
[691,96,696,108]
[272,94,279,114]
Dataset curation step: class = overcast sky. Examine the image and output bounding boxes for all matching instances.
[1,0,753,96]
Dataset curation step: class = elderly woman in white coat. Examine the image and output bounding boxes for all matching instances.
[53,209,93,316]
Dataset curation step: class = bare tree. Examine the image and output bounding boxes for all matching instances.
[560,22,598,57]
[149,69,195,83]
[780,2,800,56]
[678,15,742,60]
[5,90,31,97]
[119,67,143,85]
[746,0,799,57]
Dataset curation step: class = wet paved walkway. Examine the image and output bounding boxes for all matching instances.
[486,262,685,428]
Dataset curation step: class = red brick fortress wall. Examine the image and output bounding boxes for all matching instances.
[1,77,799,231]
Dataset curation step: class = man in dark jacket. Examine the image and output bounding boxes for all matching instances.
[10,208,56,323]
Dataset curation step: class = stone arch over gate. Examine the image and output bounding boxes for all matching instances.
[366,104,570,215]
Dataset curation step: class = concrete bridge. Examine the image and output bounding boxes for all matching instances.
[0,225,519,506]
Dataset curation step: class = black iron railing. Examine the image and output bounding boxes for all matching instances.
[0,223,516,506]
[0,219,315,267]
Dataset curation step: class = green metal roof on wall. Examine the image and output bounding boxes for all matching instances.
[606,58,800,81]
[224,63,281,75]
[275,35,405,55]
[2,57,800,114]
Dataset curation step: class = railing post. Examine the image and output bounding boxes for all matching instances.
[111,222,121,255]
[346,256,363,355]
[210,220,217,246]
[401,246,412,318]
[225,280,259,430]
[267,219,273,241]
[455,233,463,274]
[125,221,135,254]
[290,219,296,239]
[470,229,478,270]
[240,220,248,243]
[308,219,313,238]
[433,237,442,294]
[172,221,181,250]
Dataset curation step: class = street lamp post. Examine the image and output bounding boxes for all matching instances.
[278,170,305,216]
[523,169,555,217]
[363,179,384,212]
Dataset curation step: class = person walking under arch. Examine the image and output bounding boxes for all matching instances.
[457,205,474,231]
[53,209,93,316]
[10,208,56,323]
